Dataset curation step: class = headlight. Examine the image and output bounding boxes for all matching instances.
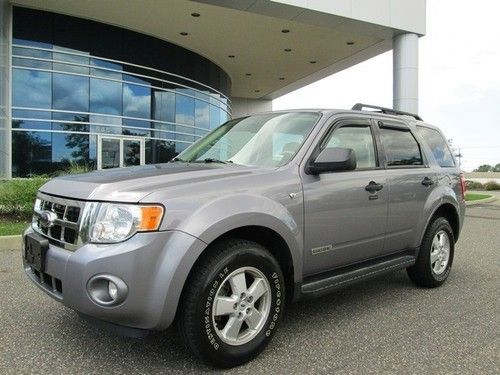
[87,203,164,243]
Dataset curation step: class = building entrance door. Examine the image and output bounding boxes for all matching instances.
[97,136,145,170]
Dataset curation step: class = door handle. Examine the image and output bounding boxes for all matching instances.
[421,177,434,187]
[365,181,384,192]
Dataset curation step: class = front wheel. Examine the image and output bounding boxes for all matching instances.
[407,217,455,287]
[178,239,285,368]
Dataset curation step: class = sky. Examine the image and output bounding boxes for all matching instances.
[273,0,500,172]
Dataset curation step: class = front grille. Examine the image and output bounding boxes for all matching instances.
[32,193,86,251]
[29,266,63,297]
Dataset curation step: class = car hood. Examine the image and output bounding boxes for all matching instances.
[39,163,270,202]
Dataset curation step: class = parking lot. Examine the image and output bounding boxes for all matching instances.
[1,198,499,374]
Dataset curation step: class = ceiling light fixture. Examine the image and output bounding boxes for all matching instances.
[254,90,260,93]
[191,12,200,17]
[281,29,290,33]
[284,48,292,52]
[228,55,235,58]
[246,73,252,76]
[346,41,355,45]
[309,60,317,64]
[180,32,189,36]
[279,77,285,80]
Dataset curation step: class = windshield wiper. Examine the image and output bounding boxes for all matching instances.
[201,158,230,164]
[170,157,186,162]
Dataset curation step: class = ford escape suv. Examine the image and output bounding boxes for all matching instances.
[23,104,466,368]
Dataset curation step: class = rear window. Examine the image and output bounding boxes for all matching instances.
[379,128,423,166]
[417,126,456,167]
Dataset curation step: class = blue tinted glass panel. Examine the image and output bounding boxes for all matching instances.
[90,78,122,115]
[175,142,188,154]
[195,99,209,129]
[53,46,90,74]
[12,57,51,69]
[152,123,175,140]
[153,91,175,123]
[89,114,121,135]
[12,130,52,177]
[12,109,52,119]
[89,135,98,169]
[220,108,229,125]
[53,73,89,111]
[52,113,90,123]
[146,139,176,164]
[12,45,52,69]
[12,119,51,130]
[175,90,195,125]
[13,69,52,108]
[123,119,151,137]
[123,83,151,119]
[90,58,122,79]
[176,134,196,143]
[52,122,89,132]
[209,104,221,129]
[52,132,89,164]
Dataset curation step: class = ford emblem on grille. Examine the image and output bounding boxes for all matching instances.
[40,210,58,228]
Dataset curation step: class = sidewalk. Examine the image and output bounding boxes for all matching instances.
[0,235,22,251]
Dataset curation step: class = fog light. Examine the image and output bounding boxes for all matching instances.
[87,274,128,306]
[108,281,118,301]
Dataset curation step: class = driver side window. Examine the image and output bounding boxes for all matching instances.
[323,125,377,169]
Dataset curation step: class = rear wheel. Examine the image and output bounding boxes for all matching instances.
[407,217,455,287]
[178,239,285,368]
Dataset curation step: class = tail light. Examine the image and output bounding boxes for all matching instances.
[459,173,466,200]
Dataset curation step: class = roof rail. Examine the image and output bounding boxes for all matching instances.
[351,103,423,121]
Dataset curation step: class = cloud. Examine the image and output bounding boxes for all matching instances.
[122,84,151,118]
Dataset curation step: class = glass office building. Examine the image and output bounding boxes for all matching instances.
[10,7,231,177]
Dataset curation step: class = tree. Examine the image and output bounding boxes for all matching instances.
[494,163,500,172]
[474,164,493,172]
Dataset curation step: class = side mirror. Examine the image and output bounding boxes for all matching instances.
[307,147,357,174]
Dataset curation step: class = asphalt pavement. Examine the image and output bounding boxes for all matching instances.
[1,199,499,374]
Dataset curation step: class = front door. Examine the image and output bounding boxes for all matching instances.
[97,136,145,170]
[302,118,388,277]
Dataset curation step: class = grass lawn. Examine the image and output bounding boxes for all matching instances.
[0,219,29,236]
[465,193,492,202]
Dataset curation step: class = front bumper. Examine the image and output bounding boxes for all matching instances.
[22,227,206,331]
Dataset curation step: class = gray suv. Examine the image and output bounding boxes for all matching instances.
[23,104,466,368]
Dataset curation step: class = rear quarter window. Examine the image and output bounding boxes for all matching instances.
[417,126,456,167]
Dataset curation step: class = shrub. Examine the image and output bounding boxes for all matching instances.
[465,180,484,190]
[484,181,500,191]
[0,177,49,219]
[52,162,93,177]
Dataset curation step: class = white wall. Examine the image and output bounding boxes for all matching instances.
[271,0,426,35]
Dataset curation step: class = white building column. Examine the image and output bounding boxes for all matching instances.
[230,97,272,118]
[393,33,419,114]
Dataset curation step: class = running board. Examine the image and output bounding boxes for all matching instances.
[301,254,416,295]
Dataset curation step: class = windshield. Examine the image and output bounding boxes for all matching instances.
[176,112,320,167]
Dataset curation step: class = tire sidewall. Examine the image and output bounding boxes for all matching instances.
[194,247,285,365]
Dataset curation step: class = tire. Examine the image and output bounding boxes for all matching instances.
[178,239,285,368]
[407,217,455,288]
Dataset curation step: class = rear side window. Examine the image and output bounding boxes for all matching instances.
[417,126,455,167]
[379,128,423,166]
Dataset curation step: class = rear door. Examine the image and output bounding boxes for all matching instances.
[301,117,388,276]
[376,119,437,254]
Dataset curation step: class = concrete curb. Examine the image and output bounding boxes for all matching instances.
[0,235,22,251]
[466,196,497,206]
